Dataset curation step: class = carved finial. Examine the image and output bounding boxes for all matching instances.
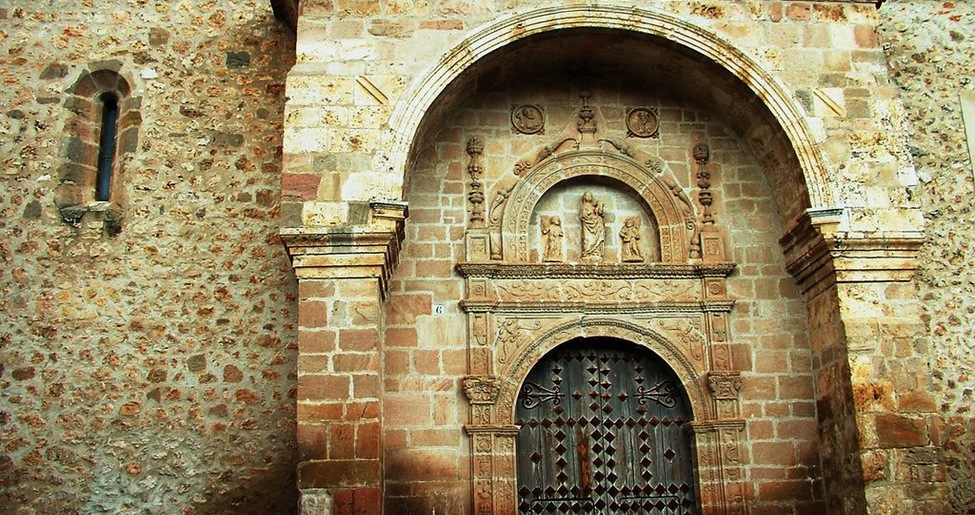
[577,89,596,135]
[693,142,710,165]
[467,136,484,156]
[694,142,715,227]
[467,136,485,226]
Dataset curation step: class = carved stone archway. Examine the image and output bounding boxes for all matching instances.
[385,3,833,212]
[497,150,697,264]
[460,311,746,514]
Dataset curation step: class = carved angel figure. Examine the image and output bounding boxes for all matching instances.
[619,216,644,262]
[579,191,606,262]
[540,215,564,262]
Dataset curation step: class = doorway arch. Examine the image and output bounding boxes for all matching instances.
[515,337,696,513]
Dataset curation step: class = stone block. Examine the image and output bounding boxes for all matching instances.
[298,460,381,488]
[874,414,929,449]
[298,375,351,400]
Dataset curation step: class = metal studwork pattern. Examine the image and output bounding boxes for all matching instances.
[516,339,695,514]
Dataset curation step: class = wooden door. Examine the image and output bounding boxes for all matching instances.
[516,338,696,514]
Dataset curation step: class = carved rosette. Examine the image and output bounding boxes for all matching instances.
[511,104,544,135]
[626,107,659,138]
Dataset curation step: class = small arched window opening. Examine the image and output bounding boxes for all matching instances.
[56,67,141,237]
[95,92,119,202]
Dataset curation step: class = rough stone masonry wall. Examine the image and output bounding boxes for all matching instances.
[879,1,975,511]
[0,1,298,513]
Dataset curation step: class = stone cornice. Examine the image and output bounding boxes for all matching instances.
[456,262,736,280]
[281,201,408,297]
[464,424,520,435]
[781,208,924,297]
[685,419,746,435]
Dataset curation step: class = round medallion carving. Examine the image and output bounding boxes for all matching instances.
[511,104,544,135]
[626,107,659,138]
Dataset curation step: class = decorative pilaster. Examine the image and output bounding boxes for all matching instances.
[467,137,486,227]
[466,425,520,515]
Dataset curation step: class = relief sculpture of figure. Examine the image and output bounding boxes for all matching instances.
[579,191,606,263]
[541,215,564,262]
[619,216,644,262]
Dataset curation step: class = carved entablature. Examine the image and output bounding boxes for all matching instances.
[456,261,738,387]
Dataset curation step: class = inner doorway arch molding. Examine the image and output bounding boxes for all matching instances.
[460,316,747,515]
[386,2,833,210]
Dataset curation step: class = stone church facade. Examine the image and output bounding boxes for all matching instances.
[2,1,974,514]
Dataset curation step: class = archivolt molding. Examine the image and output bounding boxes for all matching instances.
[495,317,713,424]
[498,150,694,263]
[461,311,747,514]
[386,2,833,209]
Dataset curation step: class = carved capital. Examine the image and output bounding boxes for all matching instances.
[708,371,743,400]
[463,375,502,404]
[281,201,408,298]
[780,207,924,297]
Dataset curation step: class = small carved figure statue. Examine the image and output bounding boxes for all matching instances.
[540,215,564,262]
[619,216,644,262]
[579,191,606,262]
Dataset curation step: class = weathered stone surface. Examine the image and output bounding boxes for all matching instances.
[880,2,975,511]
[0,0,298,512]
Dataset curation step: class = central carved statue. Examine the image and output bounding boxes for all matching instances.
[579,191,605,263]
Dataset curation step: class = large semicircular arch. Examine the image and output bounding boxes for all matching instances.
[385,2,832,210]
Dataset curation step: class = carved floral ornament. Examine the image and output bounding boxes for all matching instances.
[463,375,502,404]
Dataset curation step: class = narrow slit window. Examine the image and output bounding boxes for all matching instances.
[95,92,119,202]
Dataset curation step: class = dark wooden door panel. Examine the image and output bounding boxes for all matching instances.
[516,338,695,514]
